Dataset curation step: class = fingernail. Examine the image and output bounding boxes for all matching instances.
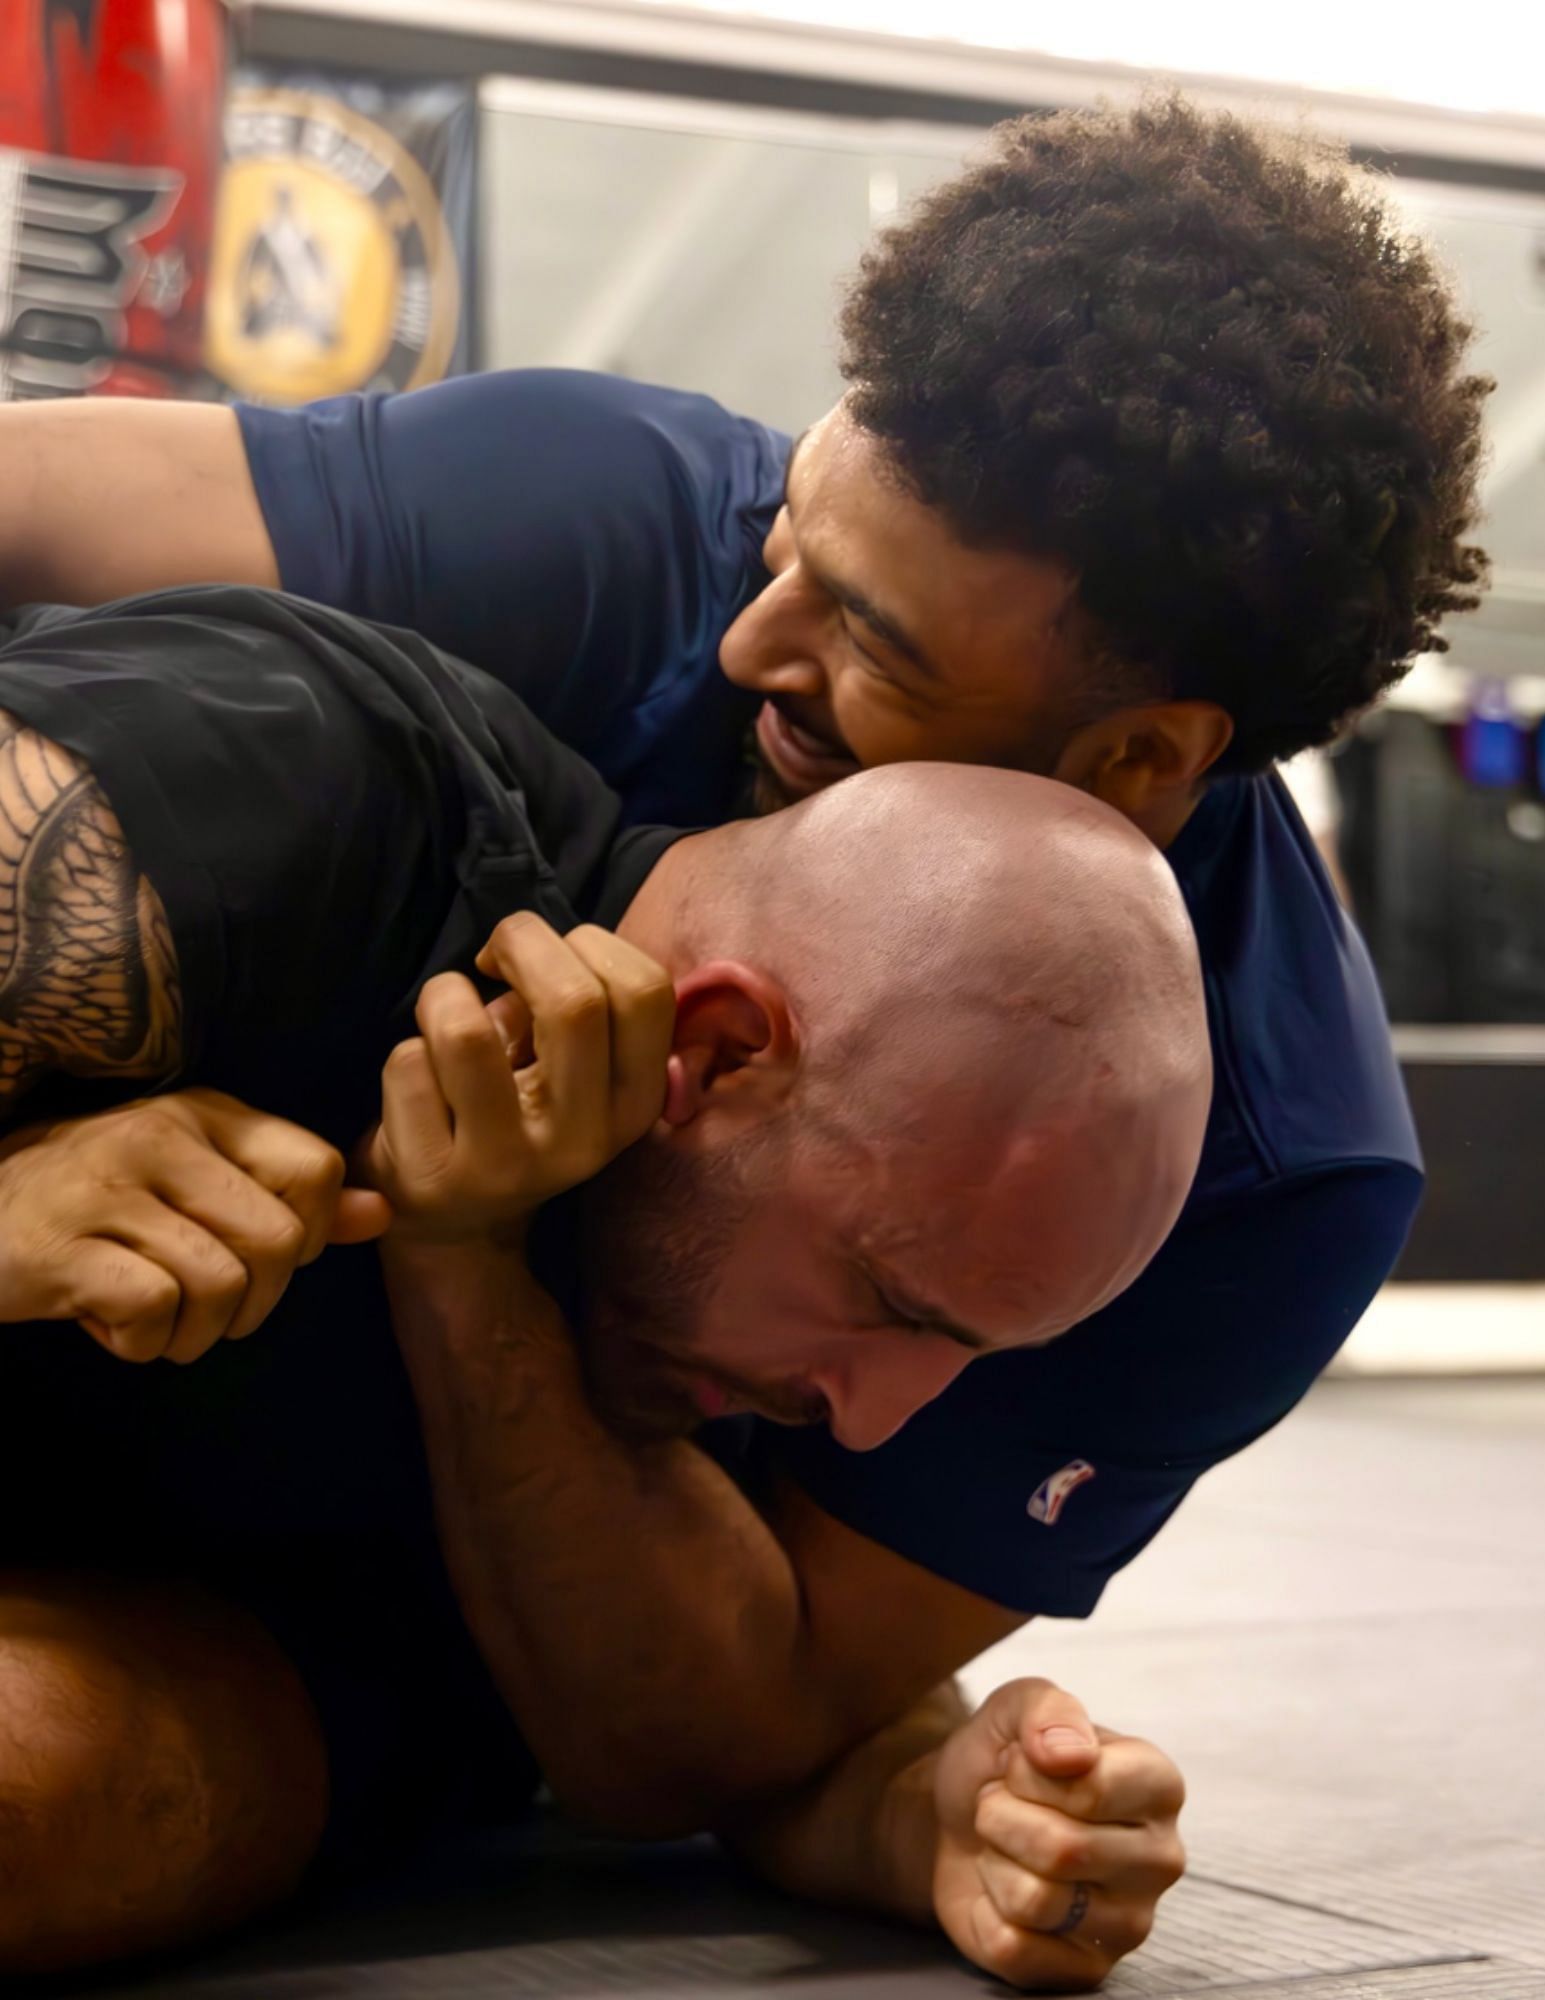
[1042,1726,1094,1754]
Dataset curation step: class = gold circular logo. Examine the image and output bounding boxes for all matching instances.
[206,87,460,403]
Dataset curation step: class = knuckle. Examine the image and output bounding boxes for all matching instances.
[1125,1906,1156,1949]
[143,1266,182,1315]
[983,1944,1036,1988]
[1006,1875,1060,1929]
[1156,1833,1187,1885]
[631,967,677,1018]
[253,1206,308,1259]
[103,1262,178,1334]
[415,975,468,1028]
[551,979,606,1029]
[384,1038,427,1076]
[1064,1778,1104,1824]
[439,1014,497,1057]
[1044,1826,1092,1877]
[968,1907,1023,1977]
[107,1329,163,1365]
[183,1086,239,1121]
[182,1242,247,1303]
[126,1104,187,1150]
[120,1256,179,1313]
[288,1144,345,1200]
[974,1789,1015,1844]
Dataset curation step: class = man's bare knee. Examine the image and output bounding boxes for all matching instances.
[0,1574,329,1976]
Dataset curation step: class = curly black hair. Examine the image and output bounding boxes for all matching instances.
[840,95,1492,773]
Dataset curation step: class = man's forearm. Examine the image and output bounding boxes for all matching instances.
[723,1682,966,1924]
[0,400,274,608]
[382,1235,838,1837]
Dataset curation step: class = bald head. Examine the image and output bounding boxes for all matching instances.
[594,765,1210,1451]
[678,765,1206,1324]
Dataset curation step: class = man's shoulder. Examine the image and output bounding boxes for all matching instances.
[1173,771,1421,1202]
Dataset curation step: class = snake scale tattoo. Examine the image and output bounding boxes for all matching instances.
[0,709,182,1112]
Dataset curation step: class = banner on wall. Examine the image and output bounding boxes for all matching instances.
[0,0,228,401]
[205,70,476,406]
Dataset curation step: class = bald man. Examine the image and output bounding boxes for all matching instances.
[0,584,1206,1977]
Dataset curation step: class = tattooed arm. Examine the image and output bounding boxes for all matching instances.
[0,709,182,1117]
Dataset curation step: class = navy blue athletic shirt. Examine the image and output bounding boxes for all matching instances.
[239,369,1424,1618]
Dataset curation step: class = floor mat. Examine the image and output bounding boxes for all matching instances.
[26,1380,1545,2000]
[52,1827,1484,2000]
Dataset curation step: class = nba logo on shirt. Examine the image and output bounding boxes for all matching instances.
[1027,1460,1097,1525]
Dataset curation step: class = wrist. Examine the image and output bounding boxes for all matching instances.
[878,1748,947,1926]
[380,1221,536,1291]
[381,1209,533,1258]
[381,1228,576,1374]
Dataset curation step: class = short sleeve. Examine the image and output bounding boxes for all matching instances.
[237,370,789,823]
[0,590,466,1101]
[757,1166,1423,1615]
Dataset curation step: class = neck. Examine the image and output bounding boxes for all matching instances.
[613,830,709,963]
[1127,788,1206,851]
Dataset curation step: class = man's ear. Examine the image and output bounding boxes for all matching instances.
[1052,701,1234,821]
[660,961,798,1131]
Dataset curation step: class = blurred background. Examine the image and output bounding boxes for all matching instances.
[3,0,1543,1368]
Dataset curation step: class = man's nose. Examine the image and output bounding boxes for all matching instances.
[719,571,827,700]
[816,1342,976,1454]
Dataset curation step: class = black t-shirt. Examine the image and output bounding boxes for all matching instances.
[0,586,675,1148]
[0,585,677,1565]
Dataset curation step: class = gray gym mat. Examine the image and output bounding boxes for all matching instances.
[1195,1970,1545,2000]
[55,1827,1478,2000]
[34,1380,1545,2000]
[1104,1875,1474,1996]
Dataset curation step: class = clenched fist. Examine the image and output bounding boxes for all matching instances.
[933,1677,1186,1991]
[0,1088,391,1364]
[361,915,675,1244]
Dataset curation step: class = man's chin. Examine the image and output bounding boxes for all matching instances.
[750,751,802,818]
[744,733,825,818]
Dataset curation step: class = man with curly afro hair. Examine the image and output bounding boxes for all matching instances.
[0,92,1490,1992]
[821,95,1488,781]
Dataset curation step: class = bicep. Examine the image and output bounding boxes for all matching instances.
[769,1474,1024,1744]
[240,372,778,729]
[0,712,181,1115]
[0,400,276,608]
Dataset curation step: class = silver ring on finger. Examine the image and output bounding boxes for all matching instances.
[1049,1881,1092,1938]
